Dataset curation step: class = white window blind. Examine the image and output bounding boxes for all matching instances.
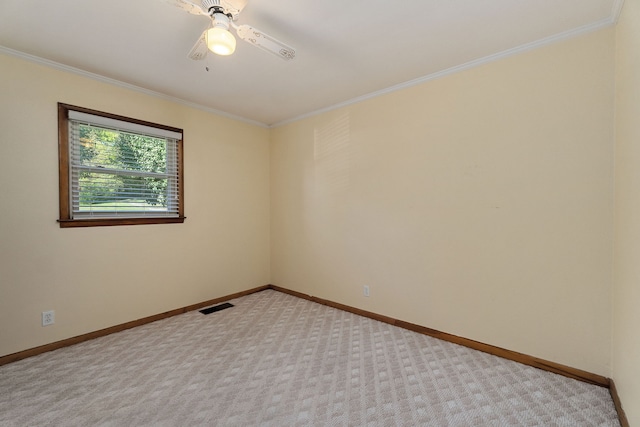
[68,112,182,218]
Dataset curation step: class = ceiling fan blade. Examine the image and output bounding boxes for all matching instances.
[220,0,247,19]
[234,24,296,61]
[188,30,209,60]
[165,0,207,16]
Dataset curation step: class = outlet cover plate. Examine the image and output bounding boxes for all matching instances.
[42,310,54,326]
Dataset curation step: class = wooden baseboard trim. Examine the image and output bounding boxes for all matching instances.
[609,379,630,427]
[268,285,610,388]
[0,283,615,392]
[0,285,269,367]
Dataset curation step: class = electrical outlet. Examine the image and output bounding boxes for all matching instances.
[42,310,55,326]
[363,285,370,297]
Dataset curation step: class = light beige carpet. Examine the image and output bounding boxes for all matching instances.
[0,289,620,426]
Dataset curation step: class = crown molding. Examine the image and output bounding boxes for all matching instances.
[1,0,624,131]
[0,45,269,128]
[611,0,625,24]
[271,13,621,128]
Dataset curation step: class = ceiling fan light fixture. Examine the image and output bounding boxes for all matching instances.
[176,0,296,62]
[206,26,236,56]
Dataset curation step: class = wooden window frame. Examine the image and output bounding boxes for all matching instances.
[57,103,185,228]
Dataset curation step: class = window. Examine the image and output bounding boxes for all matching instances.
[58,103,185,227]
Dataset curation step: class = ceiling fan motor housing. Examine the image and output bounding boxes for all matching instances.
[202,0,224,13]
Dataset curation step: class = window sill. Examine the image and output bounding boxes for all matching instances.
[58,217,186,228]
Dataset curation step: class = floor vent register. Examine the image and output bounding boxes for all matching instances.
[199,302,234,315]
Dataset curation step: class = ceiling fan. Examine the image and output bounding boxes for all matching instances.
[166,0,296,61]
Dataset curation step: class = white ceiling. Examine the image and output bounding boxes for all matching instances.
[0,0,622,126]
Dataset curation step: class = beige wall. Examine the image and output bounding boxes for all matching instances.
[614,0,640,424]
[3,19,636,419]
[271,29,615,376]
[0,54,271,357]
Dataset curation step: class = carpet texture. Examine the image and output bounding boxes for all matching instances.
[0,289,620,426]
